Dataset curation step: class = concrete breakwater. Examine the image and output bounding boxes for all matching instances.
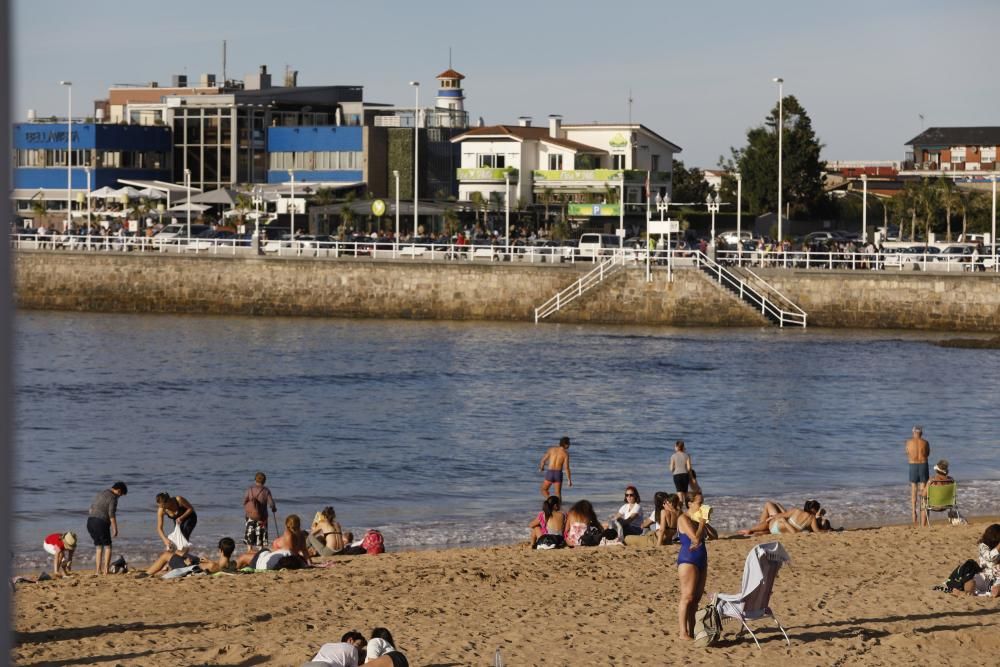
[13,251,1000,331]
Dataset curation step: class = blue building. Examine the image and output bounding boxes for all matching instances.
[266,125,364,184]
[12,121,171,217]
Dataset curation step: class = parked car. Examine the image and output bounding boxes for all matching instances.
[577,233,620,260]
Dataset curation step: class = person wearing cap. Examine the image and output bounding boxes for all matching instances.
[905,426,930,527]
[42,531,77,576]
[923,459,954,525]
[87,481,128,575]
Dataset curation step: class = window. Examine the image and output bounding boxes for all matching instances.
[982,146,997,162]
[612,154,625,169]
[651,154,660,171]
[548,154,563,170]
[951,147,966,163]
[477,154,505,168]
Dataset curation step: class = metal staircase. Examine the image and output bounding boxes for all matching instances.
[534,255,624,322]
[694,251,807,327]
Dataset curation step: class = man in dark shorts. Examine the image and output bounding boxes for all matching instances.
[87,481,127,575]
[539,437,572,500]
[906,426,930,526]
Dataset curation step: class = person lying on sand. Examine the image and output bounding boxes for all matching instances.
[303,630,366,667]
[365,627,410,667]
[235,548,309,571]
[739,499,823,536]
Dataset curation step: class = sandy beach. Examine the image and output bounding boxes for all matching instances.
[12,518,1000,666]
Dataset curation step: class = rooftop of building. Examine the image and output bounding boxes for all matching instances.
[905,127,1000,146]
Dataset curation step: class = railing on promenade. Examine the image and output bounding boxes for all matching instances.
[9,234,1000,274]
[692,251,807,328]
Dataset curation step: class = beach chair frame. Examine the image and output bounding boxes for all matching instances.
[921,481,959,524]
[713,541,791,649]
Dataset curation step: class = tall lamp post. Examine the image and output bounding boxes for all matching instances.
[504,171,511,255]
[288,169,296,255]
[861,174,868,242]
[393,169,400,256]
[706,192,721,254]
[735,171,743,266]
[409,81,420,238]
[84,166,91,233]
[618,173,626,251]
[252,186,263,245]
[60,81,72,230]
[992,175,997,271]
[183,168,192,245]
[772,77,784,245]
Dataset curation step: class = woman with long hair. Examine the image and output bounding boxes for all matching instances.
[307,506,345,556]
[273,514,311,564]
[529,495,566,547]
[609,485,643,541]
[565,500,601,547]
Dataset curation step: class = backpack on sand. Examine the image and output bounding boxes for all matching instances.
[693,602,722,647]
[361,529,385,555]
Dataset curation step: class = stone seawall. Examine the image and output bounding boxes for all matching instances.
[13,252,1000,331]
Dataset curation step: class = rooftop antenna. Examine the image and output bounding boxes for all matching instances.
[222,40,227,85]
[627,89,636,148]
[918,113,925,131]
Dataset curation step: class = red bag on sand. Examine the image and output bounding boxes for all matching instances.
[361,529,385,555]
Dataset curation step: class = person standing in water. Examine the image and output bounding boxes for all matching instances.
[906,425,930,526]
[539,436,572,500]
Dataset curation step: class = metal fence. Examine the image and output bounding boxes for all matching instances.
[9,234,1000,273]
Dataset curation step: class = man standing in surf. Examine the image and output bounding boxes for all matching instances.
[539,437,572,500]
[906,425,930,526]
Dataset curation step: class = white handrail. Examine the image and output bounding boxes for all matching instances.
[740,266,807,317]
[692,251,806,328]
[534,256,623,322]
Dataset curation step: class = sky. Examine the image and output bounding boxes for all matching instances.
[12,0,1000,169]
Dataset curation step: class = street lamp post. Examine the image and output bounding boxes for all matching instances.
[772,77,784,246]
[992,175,997,272]
[706,193,721,257]
[252,186,263,248]
[861,174,868,242]
[60,81,72,230]
[183,168,192,245]
[84,166,91,233]
[735,171,743,266]
[619,173,626,252]
[288,169,296,255]
[409,81,420,239]
[505,171,511,257]
[393,169,400,257]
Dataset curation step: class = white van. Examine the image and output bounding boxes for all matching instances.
[577,233,621,260]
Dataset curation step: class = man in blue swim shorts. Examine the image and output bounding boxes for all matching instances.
[906,425,930,526]
[539,437,572,500]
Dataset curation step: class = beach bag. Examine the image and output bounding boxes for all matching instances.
[109,556,128,575]
[692,603,722,647]
[578,525,604,547]
[534,534,566,550]
[945,559,982,591]
[361,529,385,555]
[167,524,190,553]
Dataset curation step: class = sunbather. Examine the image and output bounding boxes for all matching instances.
[365,627,409,666]
[529,496,566,547]
[739,500,822,535]
[308,507,346,556]
[272,514,312,564]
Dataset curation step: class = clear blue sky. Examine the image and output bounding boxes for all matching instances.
[13,0,1000,168]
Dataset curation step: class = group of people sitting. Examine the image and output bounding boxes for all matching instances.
[144,507,383,578]
[304,627,409,667]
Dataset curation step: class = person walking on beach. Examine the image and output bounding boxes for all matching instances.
[670,440,692,508]
[906,425,930,526]
[539,436,572,500]
[87,481,127,575]
[243,472,278,552]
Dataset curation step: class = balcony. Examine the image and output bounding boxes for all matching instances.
[455,167,518,182]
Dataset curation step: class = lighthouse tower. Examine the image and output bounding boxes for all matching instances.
[435,67,465,112]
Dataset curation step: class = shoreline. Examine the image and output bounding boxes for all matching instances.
[13,517,1000,665]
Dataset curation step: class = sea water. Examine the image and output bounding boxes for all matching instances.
[13,311,1000,571]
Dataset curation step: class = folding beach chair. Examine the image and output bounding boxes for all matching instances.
[922,481,960,524]
[713,541,791,649]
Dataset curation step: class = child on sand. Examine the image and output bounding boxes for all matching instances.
[42,532,76,576]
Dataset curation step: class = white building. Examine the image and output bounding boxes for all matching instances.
[452,115,680,220]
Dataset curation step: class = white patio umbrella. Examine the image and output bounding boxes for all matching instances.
[138,187,167,200]
[112,186,143,199]
[167,202,212,213]
[88,186,118,198]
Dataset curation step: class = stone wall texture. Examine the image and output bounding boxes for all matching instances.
[13,252,1000,331]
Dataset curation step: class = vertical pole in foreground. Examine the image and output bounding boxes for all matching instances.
[736,171,743,266]
[861,174,868,242]
[773,77,783,244]
[410,81,420,238]
[393,170,400,257]
[60,81,72,230]
[992,176,997,271]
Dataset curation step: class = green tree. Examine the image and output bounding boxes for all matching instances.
[671,160,711,203]
[721,95,826,219]
[936,177,958,242]
[469,191,484,225]
[917,178,940,241]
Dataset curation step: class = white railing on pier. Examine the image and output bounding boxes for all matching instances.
[693,251,807,328]
[534,255,624,323]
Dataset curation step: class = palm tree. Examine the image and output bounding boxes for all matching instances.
[469,191,484,226]
[918,178,939,242]
[955,188,978,242]
[899,182,920,241]
[937,177,958,242]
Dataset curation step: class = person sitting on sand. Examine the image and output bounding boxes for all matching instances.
[626,491,680,546]
[530,496,566,547]
[308,507,346,556]
[365,627,410,666]
[145,549,200,576]
[972,524,1000,598]
[739,499,823,536]
[199,537,237,574]
[685,492,718,540]
[272,514,312,564]
[565,500,602,547]
[304,630,367,667]
[640,492,669,535]
[608,485,643,542]
[687,469,702,497]
[42,532,76,577]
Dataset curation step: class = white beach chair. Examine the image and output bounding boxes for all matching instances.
[713,541,792,649]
